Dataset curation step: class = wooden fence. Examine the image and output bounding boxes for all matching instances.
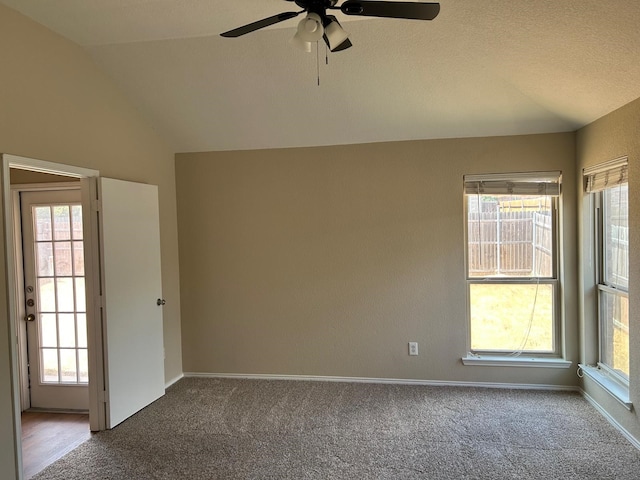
[468,210,552,277]
[609,223,629,288]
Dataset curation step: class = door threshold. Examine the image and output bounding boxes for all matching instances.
[26,407,89,415]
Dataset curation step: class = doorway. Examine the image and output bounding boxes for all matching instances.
[3,156,102,480]
[4,154,166,480]
[8,168,94,479]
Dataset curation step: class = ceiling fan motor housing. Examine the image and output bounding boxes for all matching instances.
[294,0,338,16]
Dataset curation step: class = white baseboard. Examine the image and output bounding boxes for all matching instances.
[183,372,578,392]
[581,389,640,451]
[165,373,184,389]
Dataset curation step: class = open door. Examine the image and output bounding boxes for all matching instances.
[98,178,165,428]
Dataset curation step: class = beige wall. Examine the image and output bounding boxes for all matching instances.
[176,133,578,386]
[577,97,640,442]
[0,5,182,478]
[9,168,80,185]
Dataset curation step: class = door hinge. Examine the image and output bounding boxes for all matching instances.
[96,295,105,309]
[98,390,108,403]
[92,199,102,212]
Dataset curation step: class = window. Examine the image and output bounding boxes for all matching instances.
[585,158,629,382]
[28,202,88,385]
[464,172,561,355]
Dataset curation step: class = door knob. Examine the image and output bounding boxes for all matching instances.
[25,314,36,322]
[157,298,166,306]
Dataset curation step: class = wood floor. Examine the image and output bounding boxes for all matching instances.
[21,411,92,479]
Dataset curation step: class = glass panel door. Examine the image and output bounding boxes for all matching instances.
[21,189,89,410]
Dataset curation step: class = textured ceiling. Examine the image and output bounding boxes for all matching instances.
[3,0,640,152]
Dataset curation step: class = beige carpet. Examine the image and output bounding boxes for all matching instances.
[33,377,640,479]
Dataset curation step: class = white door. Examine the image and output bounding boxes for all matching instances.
[21,189,89,411]
[99,178,165,428]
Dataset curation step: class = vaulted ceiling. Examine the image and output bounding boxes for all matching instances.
[3,0,640,152]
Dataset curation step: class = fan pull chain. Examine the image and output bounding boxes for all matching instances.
[313,42,329,86]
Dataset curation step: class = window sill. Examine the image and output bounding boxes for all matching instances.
[462,355,572,368]
[579,364,632,410]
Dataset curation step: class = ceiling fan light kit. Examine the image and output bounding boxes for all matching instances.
[291,33,313,52]
[221,1,440,52]
[295,12,324,43]
[324,19,350,51]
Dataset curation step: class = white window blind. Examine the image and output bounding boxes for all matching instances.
[464,171,562,196]
[583,157,628,193]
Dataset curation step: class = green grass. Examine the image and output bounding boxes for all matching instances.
[470,283,553,352]
[612,327,629,378]
[470,284,630,377]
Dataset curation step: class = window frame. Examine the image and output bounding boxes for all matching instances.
[593,182,629,385]
[463,172,562,357]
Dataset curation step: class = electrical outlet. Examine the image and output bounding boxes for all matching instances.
[408,342,419,356]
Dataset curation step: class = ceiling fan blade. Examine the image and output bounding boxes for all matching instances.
[221,11,301,38]
[340,1,440,20]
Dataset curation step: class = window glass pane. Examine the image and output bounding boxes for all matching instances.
[78,349,89,383]
[59,349,78,382]
[34,207,52,241]
[77,314,87,348]
[603,184,628,290]
[52,205,71,240]
[467,195,553,278]
[75,278,86,312]
[58,314,76,348]
[56,278,75,312]
[72,205,83,240]
[41,348,59,383]
[40,314,57,348]
[600,290,629,379]
[470,283,554,352]
[73,241,85,276]
[38,277,56,312]
[54,241,73,276]
[36,242,54,277]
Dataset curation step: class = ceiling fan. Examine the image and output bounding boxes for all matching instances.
[221,1,440,52]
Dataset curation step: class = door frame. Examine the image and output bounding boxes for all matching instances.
[2,154,103,479]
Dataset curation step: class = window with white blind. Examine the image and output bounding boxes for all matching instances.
[464,172,561,355]
[584,158,629,384]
